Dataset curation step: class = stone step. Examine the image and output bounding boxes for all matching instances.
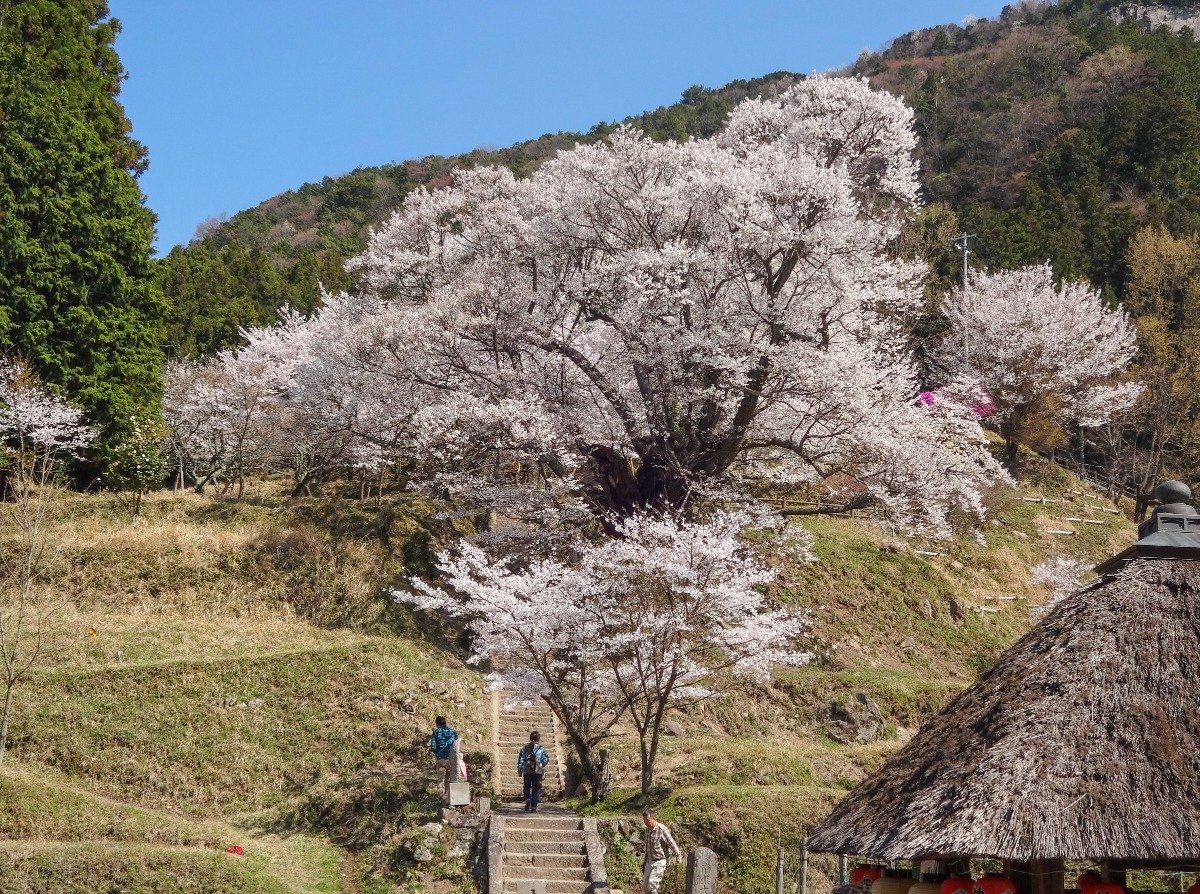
[504,866,590,882]
[503,852,588,869]
[504,816,582,831]
[506,828,584,843]
[502,838,587,856]
[502,881,591,894]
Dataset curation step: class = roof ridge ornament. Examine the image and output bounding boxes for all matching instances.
[1096,479,1200,575]
[1139,479,1200,539]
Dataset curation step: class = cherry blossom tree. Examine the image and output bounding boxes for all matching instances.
[587,512,811,794]
[237,76,1005,537]
[399,511,811,796]
[934,264,1139,464]
[402,541,619,799]
[163,313,357,497]
[0,360,92,763]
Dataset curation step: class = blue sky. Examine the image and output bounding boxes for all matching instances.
[111,1,1008,253]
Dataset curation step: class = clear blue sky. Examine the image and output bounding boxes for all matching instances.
[111,1,1008,253]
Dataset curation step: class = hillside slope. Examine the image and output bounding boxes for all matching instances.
[0,460,1135,893]
[0,488,491,894]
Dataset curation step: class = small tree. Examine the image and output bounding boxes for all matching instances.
[0,361,91,764]
[586,513,811,794]
[935,264,1139,464]
[106,412,169,521]
[402,543,623,800]
[400,511,811,798]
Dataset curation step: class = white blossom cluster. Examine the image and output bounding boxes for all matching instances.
[397,511,810,787]
[0,360,91,456]
[1030,554,1093,617]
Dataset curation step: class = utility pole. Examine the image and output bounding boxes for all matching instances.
[954,233,974,364]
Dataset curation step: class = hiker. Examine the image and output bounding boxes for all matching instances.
[517,730,550,812]
[641,809,682,894]
[429,715,459,806]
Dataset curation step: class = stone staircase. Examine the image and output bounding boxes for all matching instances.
[488,695,607,894]
[501,809,597,894]
[496,698,564,803]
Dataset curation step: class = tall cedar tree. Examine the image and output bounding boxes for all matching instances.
[0,1,164,448]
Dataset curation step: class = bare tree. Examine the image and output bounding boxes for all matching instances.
[0,361,91,764]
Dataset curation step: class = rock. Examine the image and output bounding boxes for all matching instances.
[247,698,264,710]
[573,782,588,798]
[664,720,685,737]
[700,720,728,737]
[918,599,935,621]
[948,597,966,622]
[412,845,434,863]
[447,841,471,858]
[421,822,443,835]
[1014,531,1029,540]
[825,692,885,745]
[949,559,964,572]
[899,637,918,653]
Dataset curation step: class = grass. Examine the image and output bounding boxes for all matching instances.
[0,462,1140,894]
[0,485,488,892]
[0,843,292,894]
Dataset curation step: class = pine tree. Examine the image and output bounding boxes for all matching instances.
[0,1,164,445]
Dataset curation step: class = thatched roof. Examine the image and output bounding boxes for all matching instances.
[807,556,1200,862]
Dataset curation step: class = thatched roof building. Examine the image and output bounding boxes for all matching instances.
[807,481,1200,871]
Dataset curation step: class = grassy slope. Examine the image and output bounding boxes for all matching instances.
[0,460,1136,893]
[574,456,1136,894]
[0,488,489,894]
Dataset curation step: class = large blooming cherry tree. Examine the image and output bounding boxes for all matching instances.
[189,76,1005,536]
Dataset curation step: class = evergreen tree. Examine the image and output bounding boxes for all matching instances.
[0,1,164,443]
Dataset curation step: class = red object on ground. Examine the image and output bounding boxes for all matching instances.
[226,845,245,855]
[852,867,884,887]
[942,876,974,894]
[975,875,1016,894]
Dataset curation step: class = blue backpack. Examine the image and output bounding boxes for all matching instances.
[519,742,548,775]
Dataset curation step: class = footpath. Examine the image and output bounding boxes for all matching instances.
[490,695,607,894]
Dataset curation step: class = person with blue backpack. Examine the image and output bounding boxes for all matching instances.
[516,730,550,812]
[429,715,459,806]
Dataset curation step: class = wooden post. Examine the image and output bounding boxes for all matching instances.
[797,841,809,894]
[1031,859,1065,894]
[839,855,849,887]
[776,847,786,894]
[686,847,718,894]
